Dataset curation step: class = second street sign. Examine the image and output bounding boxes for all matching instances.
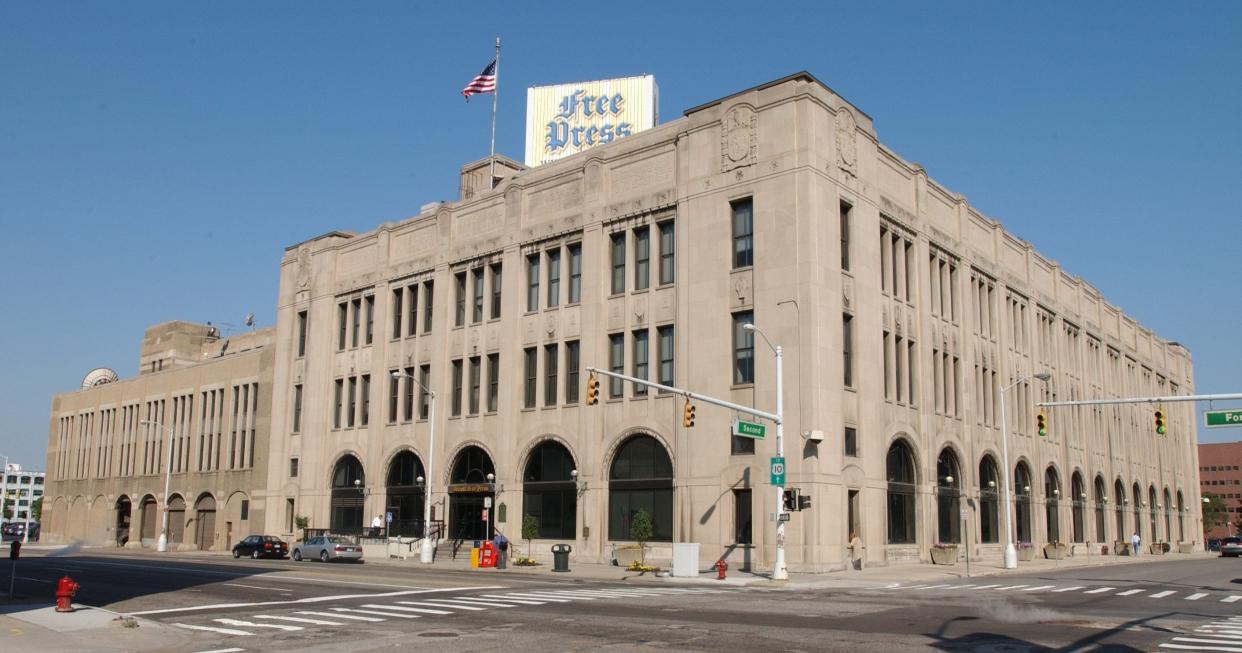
[733,418,766,439]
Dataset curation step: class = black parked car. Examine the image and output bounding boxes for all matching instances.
[232,535,289,559]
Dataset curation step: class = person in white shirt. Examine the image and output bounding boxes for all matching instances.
[1131,531,1141,556]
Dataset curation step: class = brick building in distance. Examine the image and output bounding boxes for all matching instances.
[1198,441,1242,541]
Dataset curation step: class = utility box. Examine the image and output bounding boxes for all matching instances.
[672,543,699,578]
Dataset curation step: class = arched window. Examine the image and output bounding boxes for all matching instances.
[1071,472,1085,543]
[886,441,916,544]
[979,456,1000,543]
[1132,482,1143,541]
[1045,467,1061,543]
[385,451,425,537]
[608,435,673,542]
[330,455,365,534]
[451,446,495,484]
[1014,462,1032,544]
[936,448,961,544]
[1177,490,1185,542]
[1114,479,1126,540]
[524,441,577,540]
[1163,488,1172,544]
[447,446,495,541]
[1149,485,1159,542]
[1093,475,1107,542]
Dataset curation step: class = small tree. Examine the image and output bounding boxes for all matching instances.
[1204,493,1229,533]
[629,509,653,565]
[521,514,539,558]
[31,497,42,522]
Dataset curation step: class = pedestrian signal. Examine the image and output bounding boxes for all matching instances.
[1037,412,1048,437]
[682,399,696,427]
[1154,409,1166,435]
[782,488,798,512]
[586,373,599,405]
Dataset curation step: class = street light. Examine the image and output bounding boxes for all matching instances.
[391,370,437,564]
[742,322,787,581]
[139,420,176,552]
[999,371,1051,569]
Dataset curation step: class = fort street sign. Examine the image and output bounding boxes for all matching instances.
[1205,410,1242,428]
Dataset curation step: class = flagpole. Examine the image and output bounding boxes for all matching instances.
[489,36,500,189]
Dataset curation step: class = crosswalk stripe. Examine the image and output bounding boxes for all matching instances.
[1161,644,1242,652]
[1117,589,1145,596]
[253,615,344,626]
[297,610,384,622]
[412,600,488,611]
[1223,596,1242,603]
[972,584,1000,590]
[493,593,573,602]
[1196,630,1242,638]
[175,624,253,636]
[340,606,419,619]
[920,584,954,590]
[1024,585,1056,592]
[996,585,1028,591]
[1085,587,1115,594]
[426,598,516,608]
[470,595,546,605]
[1171,637,1242,648]
[954,585,977,590]
[1052,586,1085,592]
[901,584,929,589]
[518,591,598,600]
[376,603,449,615]
[192,648,245,653]
[571,590,665,597]
[215,618,301,632]
[1149,591,1176,598]
[1187,593,1209,601]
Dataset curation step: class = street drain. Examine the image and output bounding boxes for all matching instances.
[419,632,460,638]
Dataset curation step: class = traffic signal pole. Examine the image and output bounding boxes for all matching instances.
[585,365,788,580]
[1038,392,1242,408]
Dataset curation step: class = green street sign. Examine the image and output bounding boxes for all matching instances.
[733,418,766,439]
[770,456,786,486]
[1205,410,1242,428]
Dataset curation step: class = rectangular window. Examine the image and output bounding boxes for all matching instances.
[609,333,624,398]
[634,226,650,291]
[733,311,754,385]
[610,232,626,295]
[632,329,649,396]
[388,371,398,423]
[840,201,851,271]
[347,376,357,427]
[565,341,580,404]
[568,243,582,303]
[732,198,753,268]
[547,248,561,307]
[733,489,753,545]
[454,271,466,327]
[289,458,299,478]
[360,374,370,426]
[658,221,675,285]
[731,428,756,455]
[333,378,343,429]
[451,359,463,417]
[472,268,484,323]
[544,344,559,406]
[527,254,540,312]
[422,281,434,333]
[469,357,481,415]
[843,313,854,388]
[297,310,308,357]
[490,263,502,319]
[391,289,403,339]
[292,384,303,433]
[364,296,374,345]
[844,426,858,457]
[403,366,415,421]
[337,302,347,351]
[487,353,500,412]
[658,326,674,388]
[523,347,537,408]
[351,298,361,347]
[407,285,418,337]
[418,365,431,420]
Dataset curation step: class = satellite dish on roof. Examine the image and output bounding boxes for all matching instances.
[244,313,255,328]
[81,368,119,389]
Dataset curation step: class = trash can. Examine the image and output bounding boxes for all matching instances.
[551,543,572,573]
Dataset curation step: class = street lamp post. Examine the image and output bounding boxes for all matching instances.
[998,372,1051,569]
[392,371,437,563]
[743,323,787,581]
[140,420,176,552]
[0,453,9,530]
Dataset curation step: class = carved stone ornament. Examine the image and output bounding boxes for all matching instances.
[296,247,312,288]
[732,275,751,305]
[836,108,858,173]
[721,105,756,172]
[471,330,481,352]
[633,298,647,325]
[544,314,558,339]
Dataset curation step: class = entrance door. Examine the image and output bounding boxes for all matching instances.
[196,510,216,550]
[450,494,490,541]
[140,498,157,543]
[115,498,131,546]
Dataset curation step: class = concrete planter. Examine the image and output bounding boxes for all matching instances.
[1178,542,1196,554]
[613,544,644,567]
[1149,543,1167,555]
[1114,541,1130,555]
[930,545,958,565]
[1017,546,1036,561]
[1043,543,1068,560]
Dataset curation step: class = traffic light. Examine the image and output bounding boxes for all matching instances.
[1037,412,1048,437]
[797,494,812,511]
[586,373,599,405]
[1154,409,1166,435]
[782,488,798,512]
[682,399,696,427]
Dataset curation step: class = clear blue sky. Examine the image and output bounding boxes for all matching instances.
[2,2,1240,470]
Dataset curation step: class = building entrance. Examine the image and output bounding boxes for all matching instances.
[449,491,492,541]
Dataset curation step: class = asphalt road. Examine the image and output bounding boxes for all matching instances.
[5,550,1241,652]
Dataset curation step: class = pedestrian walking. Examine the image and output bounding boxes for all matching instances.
[1131,531,1141,556]
[494,531,509,569]
[372,514,384,538]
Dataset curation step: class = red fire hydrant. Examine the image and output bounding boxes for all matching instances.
[714,559,728,580]
[55,576,80,612]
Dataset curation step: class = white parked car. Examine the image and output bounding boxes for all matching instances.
[292,535,363,563]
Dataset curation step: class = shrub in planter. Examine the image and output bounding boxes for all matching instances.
[1016,542,1036,561]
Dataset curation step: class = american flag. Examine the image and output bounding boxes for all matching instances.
[461,59,497,100]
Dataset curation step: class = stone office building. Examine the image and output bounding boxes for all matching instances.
[42,321,274,550]
[266,72,1201,570]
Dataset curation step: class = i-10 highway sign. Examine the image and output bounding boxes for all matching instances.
[770,456,786,486]
[1205,410,1242,428]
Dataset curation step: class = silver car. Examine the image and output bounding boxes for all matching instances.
[1220,537,1242,558]
[292,535,364,563]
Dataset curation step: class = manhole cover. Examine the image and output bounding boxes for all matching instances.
[419,632,460,638]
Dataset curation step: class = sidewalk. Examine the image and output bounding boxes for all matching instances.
[0,600,185,653]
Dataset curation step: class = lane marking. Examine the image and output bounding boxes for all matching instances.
[1223,596,1242,603]
[128,585,506,615]
[424,598,515,608]
[215,618,301,632]
[1085,587,1115,594]
[996,585,1029,591]
[192,648,246,653]
[1024,585,1057,592]
[919,584,954,590]
[410,600,488,611]
[517,592,596,601]
[381,604,452,615]
[1116,589,1145,596]
[223,583,290,592]
[1149,591,1176,598]
[296,610,384,622]
[472,595,546,605]
[1052,586,1085,593]
[901,584,929,589]
[972,584,1001,590]
[491,593,572,603]
[1187,593,1209,601]
[175,623,253,636]
[253,614,344,626]
[331,607,419,619]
